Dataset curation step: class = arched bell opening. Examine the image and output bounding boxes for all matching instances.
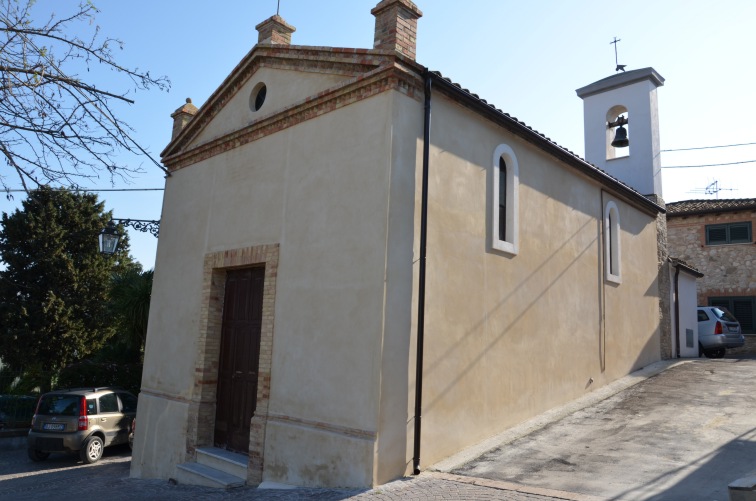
[606,105,629,160]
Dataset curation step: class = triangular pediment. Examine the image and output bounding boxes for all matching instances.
[162,45,397,162]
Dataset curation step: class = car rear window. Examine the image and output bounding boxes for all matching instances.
[712,307,738,322]
[37,395,80,416]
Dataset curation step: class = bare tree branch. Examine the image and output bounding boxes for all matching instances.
[0,0,171,192]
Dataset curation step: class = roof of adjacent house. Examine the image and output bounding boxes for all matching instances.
[666,198,756,216]
[669,257,704,278]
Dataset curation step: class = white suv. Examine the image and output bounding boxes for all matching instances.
[697,306,745,358]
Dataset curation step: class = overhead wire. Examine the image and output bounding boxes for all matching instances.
[661,140,756,168]
[661,141,756,152]
[662,159,756,169]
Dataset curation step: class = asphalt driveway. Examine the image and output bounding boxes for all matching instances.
[435,357,756,500]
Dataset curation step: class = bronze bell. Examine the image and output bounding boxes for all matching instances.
[611,125,629,148]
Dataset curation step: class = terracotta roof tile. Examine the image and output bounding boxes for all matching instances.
[429,71,661,213]
[666,198,756,216]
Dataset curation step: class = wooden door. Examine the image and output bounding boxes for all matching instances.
[214,267,265,453]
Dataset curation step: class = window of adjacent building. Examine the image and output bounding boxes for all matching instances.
[492,144,519,255]
[604,200,621,284]
[705,222,752,245]
[709,297,755,334]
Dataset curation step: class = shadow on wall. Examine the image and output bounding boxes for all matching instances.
[420,218,598,415]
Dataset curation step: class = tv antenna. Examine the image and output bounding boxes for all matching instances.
[688,180,736,199]
[611,37,626,72]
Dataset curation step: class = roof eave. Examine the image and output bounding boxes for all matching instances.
[428,72,665,216]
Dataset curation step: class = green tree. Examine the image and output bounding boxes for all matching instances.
[103,268,153,363]
[0,187,134,386]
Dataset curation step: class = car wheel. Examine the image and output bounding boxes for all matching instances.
[27,448,49,461]
[80,435,104,464]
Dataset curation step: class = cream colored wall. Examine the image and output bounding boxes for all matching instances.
[373,92,423,485]
[603,197,661,375]
[260,92,414,488]
[669,269,699,358]
[414,95,661,467]
[190,67,351,148]
[134,88,419,488]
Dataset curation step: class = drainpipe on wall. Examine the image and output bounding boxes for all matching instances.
[413,71,432,476]
[674,264,681,358]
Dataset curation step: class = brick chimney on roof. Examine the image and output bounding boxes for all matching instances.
[256,15,296,45]
[371,0,422,59]
[170,98,198,141]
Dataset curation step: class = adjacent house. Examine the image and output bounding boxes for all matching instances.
[666,198,756,337]
[131,0,686,489]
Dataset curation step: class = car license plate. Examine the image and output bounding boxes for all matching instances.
[43,423,65,431]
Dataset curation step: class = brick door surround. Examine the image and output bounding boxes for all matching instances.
[186,243,279,485]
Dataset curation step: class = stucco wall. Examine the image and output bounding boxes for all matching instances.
[134,88,418,488]
[668,269,699,358]
[414,94,661,467]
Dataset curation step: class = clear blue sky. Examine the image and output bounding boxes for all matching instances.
[3,0,755,269]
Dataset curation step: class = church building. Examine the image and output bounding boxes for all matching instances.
[131,0,691,489]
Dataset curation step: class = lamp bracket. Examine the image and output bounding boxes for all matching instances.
[113,218,160,237]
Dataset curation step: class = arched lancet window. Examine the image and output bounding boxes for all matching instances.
[604,200,621,284]
[492,144,519,255]
[499,157,506,241]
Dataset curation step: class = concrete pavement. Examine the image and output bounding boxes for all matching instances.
[0,446,589,500]
[441,358,756,500]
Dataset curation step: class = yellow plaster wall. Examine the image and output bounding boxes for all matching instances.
[414,95,661,466]
[135,90,418,488]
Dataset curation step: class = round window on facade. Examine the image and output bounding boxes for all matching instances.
[250,83,267,112]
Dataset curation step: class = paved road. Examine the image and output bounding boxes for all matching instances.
[443,358,756,501]
[2,357,754,500]
[0,444,587,500]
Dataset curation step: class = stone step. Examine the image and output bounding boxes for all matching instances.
[729,475,756,501]
[175,462,245,489]
[195,447,248,479]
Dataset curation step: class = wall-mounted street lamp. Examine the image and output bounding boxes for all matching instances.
[99,218,160,255]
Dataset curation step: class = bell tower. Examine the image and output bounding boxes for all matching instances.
[576,67,664,198]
